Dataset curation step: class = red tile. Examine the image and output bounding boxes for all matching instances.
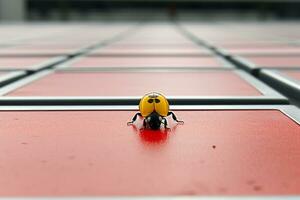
[282,70,300,81]
[18,44,87,49]
[218,43,293,49]
[244,56,300,68]
[104,44,200,49]
[89,46,211,55]
[110,40,196,45]
[7,71,261,97]
[0,48,77,56]
[70,56,225,68]
[0,57,58,70]
[0,110,299,196]
[228,47,300,55]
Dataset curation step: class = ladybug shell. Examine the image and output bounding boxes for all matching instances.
[139,92,169,117]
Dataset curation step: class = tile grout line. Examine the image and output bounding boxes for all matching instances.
[0,23,143,91]
[175,23,300,107]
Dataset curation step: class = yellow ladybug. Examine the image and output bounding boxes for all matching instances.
[127,92,184,129]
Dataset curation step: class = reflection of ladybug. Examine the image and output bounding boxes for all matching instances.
[127,92,184,130]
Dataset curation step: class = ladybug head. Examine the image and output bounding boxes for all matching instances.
[146,112,162,130]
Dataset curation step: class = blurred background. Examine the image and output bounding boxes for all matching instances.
[1,0,300,22]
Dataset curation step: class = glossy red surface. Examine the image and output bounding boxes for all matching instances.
[70,56,225,68]
[17,44,88,49]
[111,41,197,45]
[89,48,211,55]
[282,71,300,81]
[0,57,55,70]
[89,45,211,55]
[120,34,187,43]
[0,48,77,56]
[245,56,300,68]
[0,110,299,196]
[228,47,300,55]
[115,36,192,45]
[103,44,200,49]
[7,71,261,96]
[219,43,294,49]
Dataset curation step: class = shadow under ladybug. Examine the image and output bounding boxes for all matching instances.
[127,92,184,130]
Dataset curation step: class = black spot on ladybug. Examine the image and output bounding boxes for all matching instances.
[148,99,154,103]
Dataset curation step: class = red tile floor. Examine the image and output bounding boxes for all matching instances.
[0,23,299,198]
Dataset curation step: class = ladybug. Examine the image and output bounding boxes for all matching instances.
[127,92,184,130]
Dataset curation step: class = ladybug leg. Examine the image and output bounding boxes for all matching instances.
[127,113,142,125]
[162,118,168,128]
[168,112,184,124]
